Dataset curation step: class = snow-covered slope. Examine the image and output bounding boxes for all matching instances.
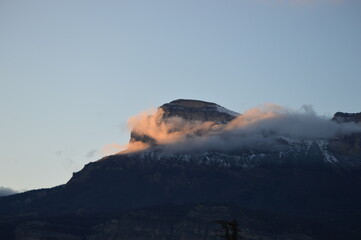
[122,137,360,171]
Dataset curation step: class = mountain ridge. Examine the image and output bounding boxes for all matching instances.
[1,99,361,240]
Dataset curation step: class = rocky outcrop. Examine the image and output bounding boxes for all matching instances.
[332,112,361,123]
[130,99,240,145]
[160,99,239,122]
[329,112,361,155]
[328,133,361,156]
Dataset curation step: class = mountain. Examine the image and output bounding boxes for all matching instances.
[130,99,239,145]
[1,99,361,240]
[332,112,361,123]
[329,112,361,156]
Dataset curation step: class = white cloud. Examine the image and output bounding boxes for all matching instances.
[0,186,18,197]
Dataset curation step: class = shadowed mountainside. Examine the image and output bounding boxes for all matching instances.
[1,99,361,240]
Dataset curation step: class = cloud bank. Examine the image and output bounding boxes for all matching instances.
[115,104,361,154]
[0,186,18,197]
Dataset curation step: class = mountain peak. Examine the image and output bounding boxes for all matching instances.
[160,99,240,121]
[130,99,240,145]
[332,112,361,123]
[167,99,218,108]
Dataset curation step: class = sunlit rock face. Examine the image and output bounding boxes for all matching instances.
[161,99,239,122]
[130,99,240,145]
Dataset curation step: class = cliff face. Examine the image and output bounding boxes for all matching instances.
[160,99,239,122]
[328,111,361,155]
[332,112,361,123]
[130,99,239,145]
[328,133,361,155]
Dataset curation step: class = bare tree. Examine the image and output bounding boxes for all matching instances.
[215,219,240,240]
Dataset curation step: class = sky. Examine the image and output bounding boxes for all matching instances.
[0,0,360,191]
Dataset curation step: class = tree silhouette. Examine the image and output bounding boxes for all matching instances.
[215,219,240,240]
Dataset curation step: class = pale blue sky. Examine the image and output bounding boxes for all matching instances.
[1,0,360,191]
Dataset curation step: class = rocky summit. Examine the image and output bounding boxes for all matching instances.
[160,99,240,122]
[332,112,361,123]
[130,99,239,145]
[329,112,361,156]
[1,100,361,240]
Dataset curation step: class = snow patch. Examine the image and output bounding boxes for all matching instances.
[216,105,240,117]
[317,140,339,164]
